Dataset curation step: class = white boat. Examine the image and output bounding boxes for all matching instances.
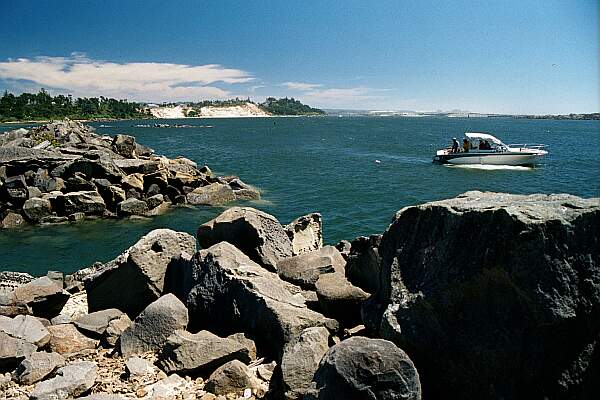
[433,132,548,166]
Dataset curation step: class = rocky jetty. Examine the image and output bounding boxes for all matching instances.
[0,191,598,399]
[0,120,260,228]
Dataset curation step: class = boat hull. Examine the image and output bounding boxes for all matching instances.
[433,152,545,166]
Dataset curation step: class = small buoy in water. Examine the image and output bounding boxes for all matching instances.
[375,159,381,164]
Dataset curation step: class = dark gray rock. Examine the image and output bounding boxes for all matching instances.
[204,359,259,396]
[345,235,382,294]
[95,183,126,210]
[197,207,294,272]
[3,175,28,205]
[285,213,323,255]
[315,273,369,327]
[22,197,53,223]
[280,327,330,400]
[157,329,252,375]
[276,246,346,290]
[187,242,338,359]
[30,360,97,400]
[63,158,123,183]
[56,190,106,216]
[85,229,196,318]
[65,172,96,191]
[114,159,160,175]
[73,308,124,336]
[13,351,66,384]
[227,333,257,361]
[120,294,188,357]
[311,337,421,400]
[116,197,148,217]
[146,193,164,209]
[111,134,136,158]
[365,191,600,399]
[11,277,70,318]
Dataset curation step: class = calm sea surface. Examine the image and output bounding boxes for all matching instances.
[1,116,599,275]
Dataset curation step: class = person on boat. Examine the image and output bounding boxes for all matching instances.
[479,139,490,150]
[451,138,459,153]
[463,138,470,152]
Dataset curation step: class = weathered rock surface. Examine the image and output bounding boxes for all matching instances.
[285,213,323,255]
[120,294,188,357]
[0,314,50,347]
[13,351,66,384]
[57,190,106,215]
[204,359,259,396]
[187,242,338,358]
[280,327,330,400]
[11,276,70,318]
[0,331,36,370]
[311,337,421,400]
[73,308,124,336]
[276,246,346,290]
[116,197,148,217]
[186,182,236,206]
[125,356,156,378]
[1,211,25,228]
[104,313,132,347]
[46,324,98,355]
[197,207,294,271]
[365,191,600,399]
[22,197,53,222]
[30,360,97,400]
[315,272,369,327]
[345,234,382,294]
[85,229,196,318]
[157,329,252,375]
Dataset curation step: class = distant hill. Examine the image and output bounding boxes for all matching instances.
[260,97,325,115]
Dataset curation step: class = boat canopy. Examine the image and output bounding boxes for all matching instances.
[465,132,506,145]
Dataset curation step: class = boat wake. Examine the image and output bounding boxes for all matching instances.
[446,164,535,171]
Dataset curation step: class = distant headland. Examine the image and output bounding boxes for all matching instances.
[0,90,326,123]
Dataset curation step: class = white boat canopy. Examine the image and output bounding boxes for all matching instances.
[465,132,506,145]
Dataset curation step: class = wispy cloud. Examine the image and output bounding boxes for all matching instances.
[295,86,390,108]
[281,81,323,91]
[0,54,253,102]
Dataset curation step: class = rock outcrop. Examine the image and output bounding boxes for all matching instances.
[186,242,338,358]
[197,207,293,271]
[0,120,260,228]
[365,191,600,399]
[310,337,421,400]
[85,229,196,318]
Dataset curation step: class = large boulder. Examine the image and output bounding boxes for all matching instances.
[365,192,600,399]
[14,351,66,384]
[85,229,196,318]
[30,361,97,400]
[276,246,346,290]
[22,197,53,223]
[197,207,293,271]
[311,337,421,400]
[56,190,106,216]
[345,235,382,294]
[46,324,98,355]
[280,327,330,400]
[1,211,25,229]
[120,294,188,357]
[116,197,149,217]
[11,277,70,318]
[0,331,36,370]
[0,314,50,347]
[111,134,136,158]
[63,158,123,183]
[157,329,252,375]
[73,308,124,337]
[285,213,323,255]
[186,182,236,206]
[315,273,369,327]
[204,359,260,397]
[187,242,338,358]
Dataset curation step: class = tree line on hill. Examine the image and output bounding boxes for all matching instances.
[0,90,326,122]
[0,90,148,122]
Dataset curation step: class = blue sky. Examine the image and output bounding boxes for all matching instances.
[0,0,597,114]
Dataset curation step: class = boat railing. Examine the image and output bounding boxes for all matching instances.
[508,143,548,150]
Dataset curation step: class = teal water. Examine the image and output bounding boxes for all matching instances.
[1,117,599,275]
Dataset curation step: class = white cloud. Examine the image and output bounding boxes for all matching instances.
[297,86,390,108]
[281,81,323,91]
[0,54,253,102]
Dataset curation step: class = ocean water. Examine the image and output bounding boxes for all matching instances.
[1,116,599,275]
